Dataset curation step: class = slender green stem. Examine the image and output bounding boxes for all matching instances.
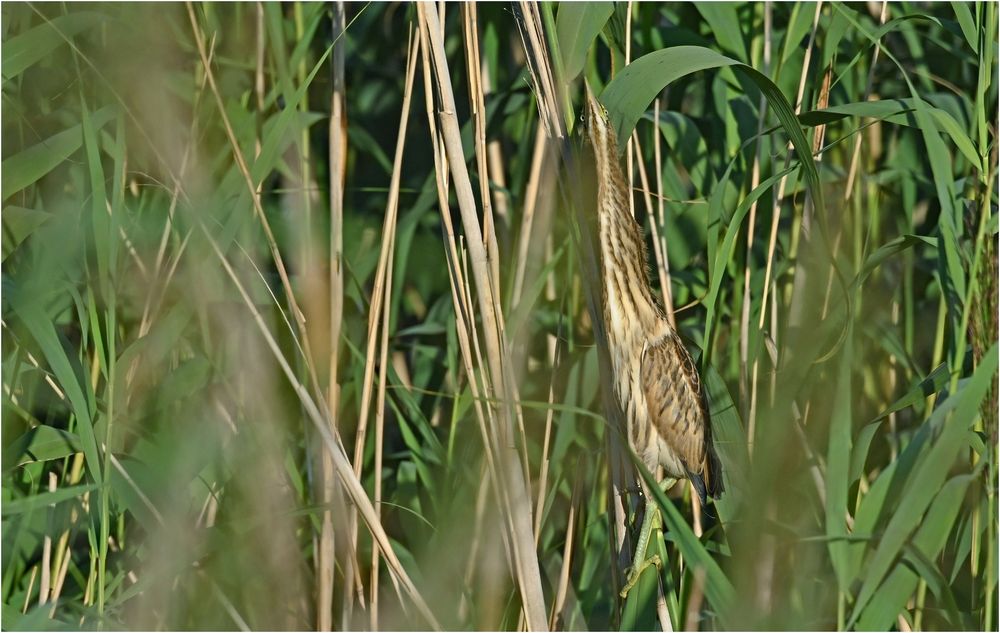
[914,578,927,629]
[986,453,996,630]
[539,2,573,133]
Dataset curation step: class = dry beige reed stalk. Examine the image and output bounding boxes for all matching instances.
[652,94,677,329]
[22,566,37,614]
[180,7,437,624]
[184,1,330,425]
[532,334,560,545]
[783,0,827,334]
[462,4,533,488]
[370,29,423,629]
[549,478,579,629]
[516,1,566,142]
[630,131,672,320]
[417,18,520,619]
[418,3,549,628]
[748,0,824,450]
[685,567,707,631]
[511,129,552,305]
[739,1,773,429]
[38,472,55,608]
[512,0,643,600]
[321,2,347,628]
[47,454,86,616]
[316,14,354,631]
[201,226,440,629]
[417,15,497,488]
[463,3,502,297]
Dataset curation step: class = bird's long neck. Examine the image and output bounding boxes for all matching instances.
[592,134,662,338]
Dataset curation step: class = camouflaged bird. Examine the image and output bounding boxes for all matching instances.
[582,83,723,507]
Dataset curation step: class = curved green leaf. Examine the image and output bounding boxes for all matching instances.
[1,206,52,261]
[695,3,747,62]
[849,343,998,626]
[855,472,975,630]
[1,106,116,200]
[2,425,82,471]
[702,165,796,352]
[826,335,854,592]
[850,360,954,483]
[555,3,613,81]
[600,45,825,218]
[2,483,96,516]
[636,453,736,620]
[800,99,982,171]
[10,289,102,486]
[1,11,103,80]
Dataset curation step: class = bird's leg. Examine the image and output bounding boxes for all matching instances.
[620,478,676,599]
[620,500,661,598]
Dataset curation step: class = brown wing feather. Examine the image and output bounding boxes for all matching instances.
[641,334,719,496]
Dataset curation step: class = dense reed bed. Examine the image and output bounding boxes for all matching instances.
[2,2,996,630]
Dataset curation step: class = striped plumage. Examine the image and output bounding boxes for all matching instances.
[583,85,722,503]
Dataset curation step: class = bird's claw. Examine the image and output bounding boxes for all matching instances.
[619,554,662,598]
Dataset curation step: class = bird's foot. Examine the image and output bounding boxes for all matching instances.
[619,554,662,598]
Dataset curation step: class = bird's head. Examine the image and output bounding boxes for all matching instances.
[580,81,619,160]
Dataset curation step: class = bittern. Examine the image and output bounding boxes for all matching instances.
[581,84,723,597]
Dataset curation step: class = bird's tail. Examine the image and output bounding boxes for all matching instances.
[689,450,725,508]
[689,471,709,507]
[707,446,725,499]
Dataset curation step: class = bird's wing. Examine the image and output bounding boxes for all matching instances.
[641,333,717,495]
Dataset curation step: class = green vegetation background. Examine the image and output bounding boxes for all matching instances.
[2,2,997,631]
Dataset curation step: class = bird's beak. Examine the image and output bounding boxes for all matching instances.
[583,80,601,122]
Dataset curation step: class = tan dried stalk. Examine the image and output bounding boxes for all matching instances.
[749,0,822,441]
[22,566,37,614]
[481,58,511,230]
[783,1,827,331]
[652,94,677,328]
[201,224,440,628]
[38,472,55,607]
[184,1,329,421]
[512,128,552,305]
[656,571,674,632]
[343,33,411,610]
[742,0,773,449]
[550,477,583,630]
[463,4,532,486]
[516,2,565,141]
[417,16,516,617]
[463,3,502,296]
[418,4,548,629]
[370,33,421,622]
[320,1,347,627]
[533,332,561,544]
[48,454,85,616]
[631,131,673,324]
[684,568,707,631]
